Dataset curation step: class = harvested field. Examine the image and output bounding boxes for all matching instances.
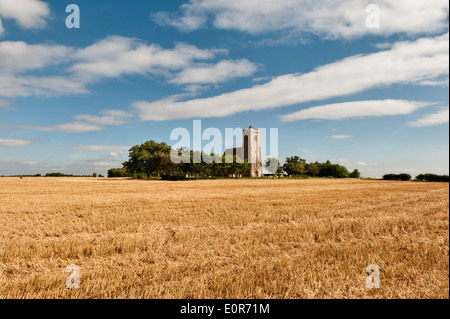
[0,177,448,299]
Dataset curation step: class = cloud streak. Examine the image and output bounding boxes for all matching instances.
[409,108,449,127]
[70,145,130,152]
[0,122,104,133]
[330,135,353,139]
[280,100,429,122]
[133,33,448,121]
[0,138,33,148]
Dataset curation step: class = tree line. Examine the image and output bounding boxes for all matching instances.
[265,156,360,178]
[110,140,249,179]
[382,173,449,182]
[107,140,449,182]
[108,140,360,179]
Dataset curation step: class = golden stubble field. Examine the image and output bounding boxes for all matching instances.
[0,177,448,299]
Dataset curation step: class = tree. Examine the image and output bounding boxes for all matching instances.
[383,174,411,181]
[349,169,361,178]
[307,162,321,177]
[122,140,172,177]
[415,174,449,182]
[283,156,307,176]
[93,172,97,178]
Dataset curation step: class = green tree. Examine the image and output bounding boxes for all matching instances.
[123,140,172,177]
[283,156,307,176]
[349,169,361,178]
[307,162,321,177]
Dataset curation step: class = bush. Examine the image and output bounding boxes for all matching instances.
[383,174,411,181]
[108,168,132,178]
[416,174,449,183]
[45,172,65,177]
[133,173,148,180]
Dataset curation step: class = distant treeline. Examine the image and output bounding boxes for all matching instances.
[270,156,359,179]
[382,174,412,181]
[415,174,449,183]
[108,140,360,180]
[383,173,449,182]
[5,173,103,178]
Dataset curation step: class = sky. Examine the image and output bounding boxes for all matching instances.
[0,0,448,177]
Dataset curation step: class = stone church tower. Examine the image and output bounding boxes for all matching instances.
[224,126,262,177]
[243,126,262,177]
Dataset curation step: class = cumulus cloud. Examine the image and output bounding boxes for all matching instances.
[134,33,449,121]
[409,108,449,127]
[153,0,449,39]
[0,0,50,34]
[70,36,225,82]
[0,138,33,148]
[0,41,73,73]
[280,100,429,122]
[0,36,253,98]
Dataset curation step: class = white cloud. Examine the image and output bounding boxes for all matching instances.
[409,108,449,127]
[0,41,73,73]
[0,0,49,32]
[171,59,258,84]
[70,145,130,152]
[70,36,224,82]
[418,78,449,87]
[0,122,104,133]
[0,75,87,98]
[0,110,132,133]
[74,110,134,126]
[331,135,353,139]
[281,100,429,122]
[355,162,368,167]
[0,36,246,98]
[134,33,448,121]
[154,0,449,39]
[0,138,33,148]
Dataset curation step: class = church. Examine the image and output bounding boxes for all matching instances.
[224,126,262,177]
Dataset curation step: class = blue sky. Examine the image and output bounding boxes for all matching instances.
[0,0,448,177]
